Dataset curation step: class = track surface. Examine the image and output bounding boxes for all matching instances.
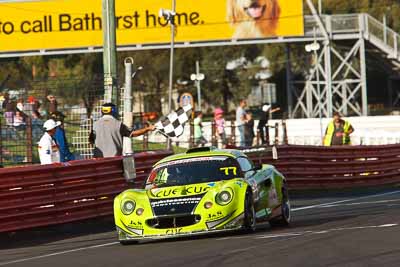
[1,187,400,267]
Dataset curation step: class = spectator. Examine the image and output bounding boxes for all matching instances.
[324,112,354,146]
[214,108,226,146]
[13,110,26,131]
[236,99,247,147]
[194,111,207,147]
[27,96,40,114]
[2,93,10,110]
[244,113,255,147]
[38,119,61,165]
[46,94,58,115]
[51,111,75,162]
[16,98,25,112]
[31,110,44,142]
[4,97,16,126]
[89,103,155,158]
[257,104,280,145]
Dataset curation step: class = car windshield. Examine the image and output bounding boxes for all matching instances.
[145,156,242,188]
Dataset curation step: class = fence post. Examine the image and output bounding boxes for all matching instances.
[230,120,236,147]
[26,117,33,163]
[143,132,148,150]
[274,122,279,146]
[282,120,288,145]
[211,120,217,147]
[189,120,194,148]
[0,117,2,166]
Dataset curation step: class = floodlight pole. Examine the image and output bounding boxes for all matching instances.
[168,0,176,114]
[123,58,134,155]
[318,0,322,14]
[102,0,118,104]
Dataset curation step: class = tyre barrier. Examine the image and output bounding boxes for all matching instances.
[0,150,172,233]
[2,145,400,233]
[247,144,400,189]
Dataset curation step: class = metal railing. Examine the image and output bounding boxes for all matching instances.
[303,13,400,61]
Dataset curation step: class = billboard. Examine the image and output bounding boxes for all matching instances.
[0,0,304,53]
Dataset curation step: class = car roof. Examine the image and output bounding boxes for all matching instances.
[154,147,246,167]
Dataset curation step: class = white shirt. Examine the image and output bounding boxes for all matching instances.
[38,132,60,165]
[236,106,246,126]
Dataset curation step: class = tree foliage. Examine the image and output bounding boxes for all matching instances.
[0,0,398,114]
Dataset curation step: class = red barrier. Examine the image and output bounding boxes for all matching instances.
[247,144,400,189]
[2,145,400,234]
[0,150,172,233]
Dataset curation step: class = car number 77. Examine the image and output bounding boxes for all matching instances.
[219,167,237,176]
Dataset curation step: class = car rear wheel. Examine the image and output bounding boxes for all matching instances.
[269,186,291,227]
[243,192,256,232]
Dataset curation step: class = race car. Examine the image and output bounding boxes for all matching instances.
[114,147,290,244]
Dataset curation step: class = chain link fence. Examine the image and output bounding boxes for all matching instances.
[0,75,104,166]
[0,75,173,166]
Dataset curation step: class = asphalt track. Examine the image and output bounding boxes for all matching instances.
[1,186,400,267]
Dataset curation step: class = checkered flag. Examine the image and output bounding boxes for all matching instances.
[155,104,192,138]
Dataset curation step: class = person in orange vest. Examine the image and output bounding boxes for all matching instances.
[324,112,354,146]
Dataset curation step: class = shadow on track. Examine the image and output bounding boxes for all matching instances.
[0,217,115,250]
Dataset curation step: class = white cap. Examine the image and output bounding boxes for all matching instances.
[43,119,61,131]
[262,104,271,112]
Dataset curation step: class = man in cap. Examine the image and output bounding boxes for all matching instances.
[50,111,75,162]
[89,103,155,158]
[38,119,61,165]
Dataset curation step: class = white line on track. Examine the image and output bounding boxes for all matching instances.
[292,190,400,211]
[2,190,400,266]
[255,223,399,239]
[0,242,119,266]
[216,223,399,241]
[320,199,400,208]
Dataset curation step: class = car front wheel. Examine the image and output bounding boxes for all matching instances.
[243,192,256,232]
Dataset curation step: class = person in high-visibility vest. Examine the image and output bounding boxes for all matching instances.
[324,112,354,146]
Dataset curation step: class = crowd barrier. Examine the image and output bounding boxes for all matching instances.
[2,145,400,233]
[247,144,400,189]
[0,150,172,233]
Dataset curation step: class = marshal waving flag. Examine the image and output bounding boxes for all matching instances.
[155,104,192,138]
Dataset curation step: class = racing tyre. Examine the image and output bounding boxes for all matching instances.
[269,186,291,227]
[243,192,256,232]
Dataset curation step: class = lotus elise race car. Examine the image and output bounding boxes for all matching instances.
[114,147,291,244]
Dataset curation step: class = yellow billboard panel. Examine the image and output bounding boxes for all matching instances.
[0,0,304,52]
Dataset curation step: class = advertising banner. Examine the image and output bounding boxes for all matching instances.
[0,0,304,52]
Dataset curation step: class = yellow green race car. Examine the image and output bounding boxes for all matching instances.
[114,147,290,244]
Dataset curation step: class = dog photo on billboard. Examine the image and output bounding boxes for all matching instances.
[227,0,280,38]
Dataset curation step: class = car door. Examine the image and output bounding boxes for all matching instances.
[236,156,268,216]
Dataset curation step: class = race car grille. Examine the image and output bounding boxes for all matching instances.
[150,195,203,216]
[146,215,201,229]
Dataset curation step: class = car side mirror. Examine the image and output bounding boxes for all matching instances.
[254,162,263,171]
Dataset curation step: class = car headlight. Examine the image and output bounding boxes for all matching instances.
[216,190,233,206]
[121,200,136,215]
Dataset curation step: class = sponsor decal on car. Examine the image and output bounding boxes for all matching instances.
[206,211,224,221]
[155,156,226,170]
[151,186,211,198]
[165,228,183,235]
